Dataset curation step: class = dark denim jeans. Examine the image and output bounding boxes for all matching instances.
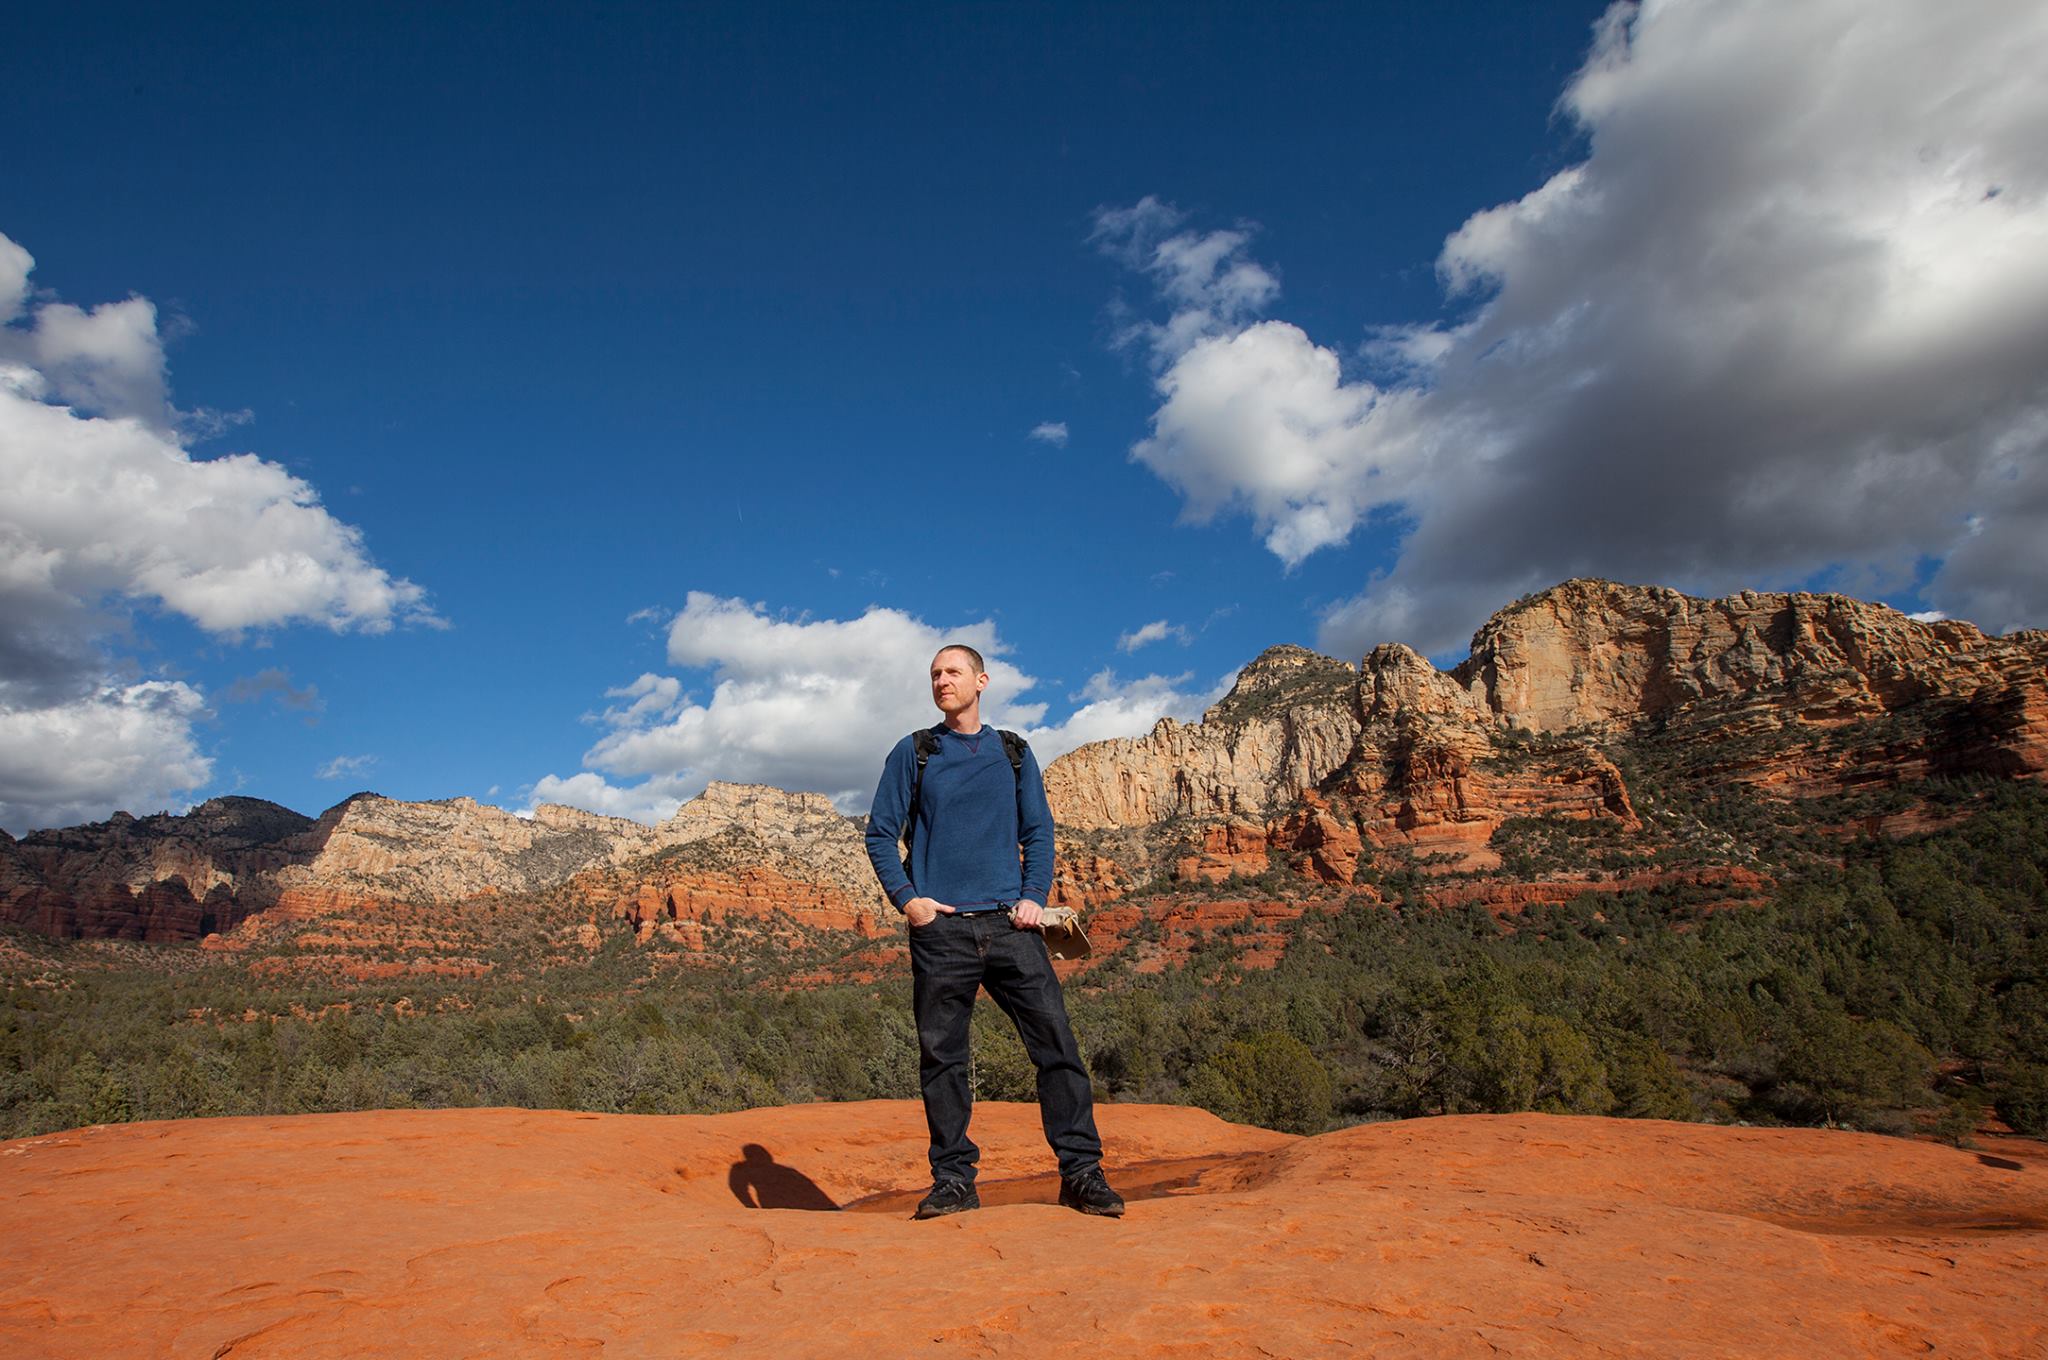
[908,909,1103,1183]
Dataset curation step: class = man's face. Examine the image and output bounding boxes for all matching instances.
[930,649,988,716]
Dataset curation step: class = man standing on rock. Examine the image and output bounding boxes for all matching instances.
[864,644,1123,1220]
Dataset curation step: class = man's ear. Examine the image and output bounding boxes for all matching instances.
[974,671,990,694]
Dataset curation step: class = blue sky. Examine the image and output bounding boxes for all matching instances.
[4,1,2045,832]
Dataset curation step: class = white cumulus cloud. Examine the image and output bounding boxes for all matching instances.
[0,381,435,638]
[0,236,32,326]
[1101,0,2048,654]
[1029,421,1070,447]
[0,230,434,831]
[522,771,701,825]
[0,682,211,833]
[21,295,174,431]
[1019,669,1230,766]
[527,596,1229,820]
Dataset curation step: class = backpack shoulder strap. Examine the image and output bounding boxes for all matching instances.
[997,729,1061,915]
[997,729,1027,778]
[904,728,943,861]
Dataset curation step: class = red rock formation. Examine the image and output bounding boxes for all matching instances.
[1173,820,1276,882]
[4,780,887,954]
[1455,579,2029,731]
[601,864,881,939]
[1270,792,1365,883]
[0,797,309,941]
[1045,645,1365,830]
[7,581,2045,958]
[3,1103,2042,1358]
[1048,850,1134,909]
[1048,580,2048,896]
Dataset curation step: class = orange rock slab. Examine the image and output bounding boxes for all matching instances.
[4,1105,2045,1358]
[607,865,882,938]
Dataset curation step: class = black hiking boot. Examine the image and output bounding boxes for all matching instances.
[1058,1168,1125,1218]
[913,1179,980,1220]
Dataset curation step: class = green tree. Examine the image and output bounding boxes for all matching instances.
[1527,1015,1614,1115]
[1995,1062,2048,1136]
[1606,1035,1694,1119]
[1190,1032,1333,1134]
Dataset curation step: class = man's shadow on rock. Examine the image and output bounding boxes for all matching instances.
[728,1143,840,1210]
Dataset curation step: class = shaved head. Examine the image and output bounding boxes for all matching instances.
[933,643,986,675]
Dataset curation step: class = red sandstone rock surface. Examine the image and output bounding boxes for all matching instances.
[2,1103,2042,1358]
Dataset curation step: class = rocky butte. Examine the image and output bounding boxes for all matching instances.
[0,782,887,948]
[1044,578,2047,911]
[4,579,2045,972]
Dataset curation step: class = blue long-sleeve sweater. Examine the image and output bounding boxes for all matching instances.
[864,724,1055,912]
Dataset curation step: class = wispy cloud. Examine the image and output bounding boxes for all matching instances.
[1117,618,1191,652]
[1091,197,1280,363]
[1028,421,1070,447]
[590,673,684,728]
[316,754,378,781]
[222,667,323,713]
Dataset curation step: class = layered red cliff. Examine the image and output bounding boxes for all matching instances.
[7,581,2045,970]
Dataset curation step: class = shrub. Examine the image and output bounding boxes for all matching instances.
[1995,1062,2048,1136]
[1190,1031,1333,1134]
